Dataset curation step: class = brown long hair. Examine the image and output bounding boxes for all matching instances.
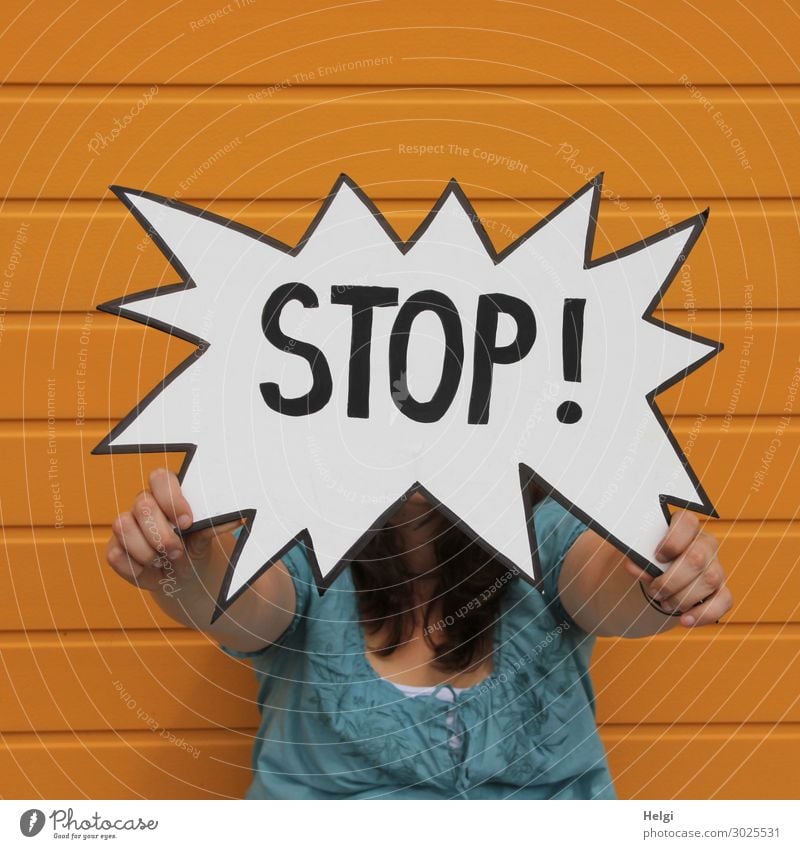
[350,483,545,673]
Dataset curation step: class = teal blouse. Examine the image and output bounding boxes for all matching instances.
[222,497,616,799]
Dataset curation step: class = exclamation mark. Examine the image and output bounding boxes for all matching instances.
[557,298,586,424]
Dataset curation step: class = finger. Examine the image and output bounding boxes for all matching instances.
[106,536,144,584]
[111,511,162,567]
[678,585,733,628]
[648,532,717,602]
[655,509,701,563]
[107,540,165,592]
[131,490,184,561]
[660,562,725,614]
[148,468,193,530]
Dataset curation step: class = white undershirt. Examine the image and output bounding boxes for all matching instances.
[388,681,466,750]
[389,681,468,698]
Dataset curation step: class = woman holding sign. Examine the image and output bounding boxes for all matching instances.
[105,468,731,800]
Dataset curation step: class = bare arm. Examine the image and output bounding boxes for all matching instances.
[558,511,733,638]
[105,468,296,652]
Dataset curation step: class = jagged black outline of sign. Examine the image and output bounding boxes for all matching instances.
[92,174,723,623]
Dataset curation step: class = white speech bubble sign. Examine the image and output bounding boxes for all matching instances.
[94,175,722,622]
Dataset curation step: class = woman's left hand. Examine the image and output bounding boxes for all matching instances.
[623,511,733,628]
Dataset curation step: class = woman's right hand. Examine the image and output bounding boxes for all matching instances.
[106,468,239,594]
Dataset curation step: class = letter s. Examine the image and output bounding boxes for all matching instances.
[260,282,333,416]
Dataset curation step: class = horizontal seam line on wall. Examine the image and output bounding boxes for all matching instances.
[6,415,791,425]
[2,197,800,206]
[1,622,798,640]
[8,308,771,316]
[3,519,793,531]
[8,414,770,421]
[4,196,800,204]
[4,311,781,318]
[3,722,800,741]
[2,82,799,91]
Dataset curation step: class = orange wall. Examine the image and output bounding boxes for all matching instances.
[1,0,798,799]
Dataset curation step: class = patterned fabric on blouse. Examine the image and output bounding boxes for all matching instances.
[222,496,616,799]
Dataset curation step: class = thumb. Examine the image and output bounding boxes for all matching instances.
[623,558,655,584]
[183,520,242,558]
